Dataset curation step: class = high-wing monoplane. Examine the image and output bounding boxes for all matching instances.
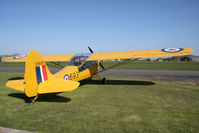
[4,47,193,103]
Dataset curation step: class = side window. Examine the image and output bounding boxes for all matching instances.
[78,62,89,72]
[68,56,87,66]
[78,61,97,72]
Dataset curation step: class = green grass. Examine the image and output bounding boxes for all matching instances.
[0,62,25,67]
[103,61,199,71]
[0,72,199,133]
[1,61,199,71]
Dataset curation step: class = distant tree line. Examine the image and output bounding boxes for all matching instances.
[145,56,192,62]
[0,53,20,62]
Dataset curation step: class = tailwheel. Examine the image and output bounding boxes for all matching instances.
[102,78,107,84]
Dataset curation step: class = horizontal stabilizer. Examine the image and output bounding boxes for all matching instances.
[6,80,25,92]
[38,79,80,94]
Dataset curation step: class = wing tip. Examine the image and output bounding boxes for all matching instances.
[182,47,194,55]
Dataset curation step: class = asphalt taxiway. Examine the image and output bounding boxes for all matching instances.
[1,67,199,84]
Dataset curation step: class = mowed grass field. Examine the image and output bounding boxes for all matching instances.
[102,61,199,71]
[0,72,199,133]
[0,61,199,71]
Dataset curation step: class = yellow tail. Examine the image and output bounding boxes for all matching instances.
[6,50,79,98]
[24,50,52,97]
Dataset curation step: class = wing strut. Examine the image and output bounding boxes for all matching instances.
[97,58,139,73]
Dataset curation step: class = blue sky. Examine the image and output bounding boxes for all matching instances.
[0,0,199,55]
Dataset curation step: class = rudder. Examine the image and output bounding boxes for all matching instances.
[24,50,52,97]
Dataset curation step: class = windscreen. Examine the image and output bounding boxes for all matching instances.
[67,53,91,66]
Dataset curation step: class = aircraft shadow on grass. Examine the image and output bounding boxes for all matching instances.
[80,79,155,86]
[8,77,155,86]
[8,93,71,103]
[8,77,71,103]
[8,77,24,80]
[7,77,155,103]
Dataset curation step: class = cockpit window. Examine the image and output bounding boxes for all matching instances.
[67,53,97,72]
[78,60,97,72]
[67,53,91,66]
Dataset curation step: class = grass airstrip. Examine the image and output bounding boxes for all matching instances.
[0,70,199,133]
[0,61,199,132]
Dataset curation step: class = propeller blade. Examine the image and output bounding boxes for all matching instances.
[88,46,105,70]
[88,46,94,53]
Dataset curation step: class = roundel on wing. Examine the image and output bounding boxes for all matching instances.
[64,74,69,80]
[161,48,183,53]
[13,55,27,59]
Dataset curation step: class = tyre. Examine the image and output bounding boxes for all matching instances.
[102,78,107,84]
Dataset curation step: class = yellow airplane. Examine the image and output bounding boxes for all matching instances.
[5,47,193,103]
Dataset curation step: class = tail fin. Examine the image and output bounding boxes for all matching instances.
[24,50,52,97]
[24,50,79,97]
[6,50,79,97]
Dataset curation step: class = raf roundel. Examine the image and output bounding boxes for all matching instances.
[64,74,69,80]
[161,48,184,53]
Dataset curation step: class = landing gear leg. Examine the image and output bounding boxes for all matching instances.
[93,74,107,84]
[30,95,38,105]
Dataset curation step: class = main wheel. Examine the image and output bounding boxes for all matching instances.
[102,78,107,84]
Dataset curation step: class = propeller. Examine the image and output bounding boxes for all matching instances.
[88,46,105,70]
[88,46,94,53]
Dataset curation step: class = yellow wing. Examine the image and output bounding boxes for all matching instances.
[87,48,193,61]
[3,47,193,62]
[4,54,76,62]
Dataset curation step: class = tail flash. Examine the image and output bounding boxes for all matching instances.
[35,65,49,84]
[24,50,52,97]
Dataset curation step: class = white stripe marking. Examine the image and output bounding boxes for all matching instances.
[40,65,44,82]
